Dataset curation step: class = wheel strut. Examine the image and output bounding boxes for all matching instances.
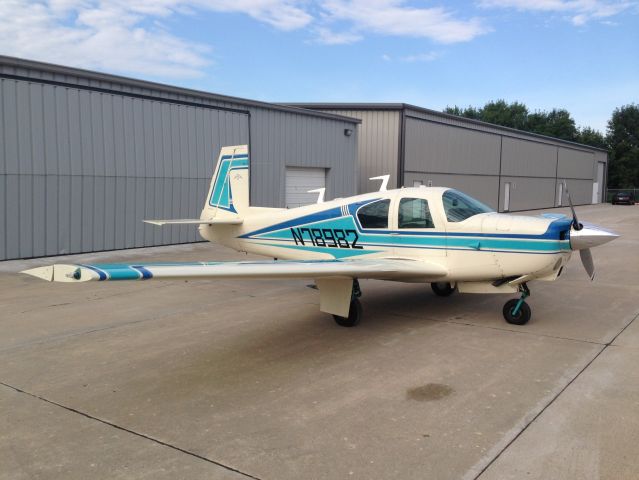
[511,283,530,316]
[352,278,362,299]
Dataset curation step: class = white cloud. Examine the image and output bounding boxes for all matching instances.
[0,1,490,78]
[478,0,635,25]
[319,0,489,44]
[314,27,363,44]
[0,0,312,78]
[401,52,440,62]
[381,51,442,62]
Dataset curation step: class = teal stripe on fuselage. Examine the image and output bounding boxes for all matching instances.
[257,242,381,259]
[249,214,569,254]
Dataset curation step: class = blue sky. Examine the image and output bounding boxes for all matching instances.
[1,1,637,132]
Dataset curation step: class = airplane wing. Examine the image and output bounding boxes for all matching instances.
[21,258,447,283]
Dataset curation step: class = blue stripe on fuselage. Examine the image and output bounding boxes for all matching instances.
[238,203,573,255]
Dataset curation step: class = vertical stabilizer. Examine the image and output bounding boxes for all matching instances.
[201,145,249,221]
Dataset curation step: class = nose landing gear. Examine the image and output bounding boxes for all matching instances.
[503,283,531,325]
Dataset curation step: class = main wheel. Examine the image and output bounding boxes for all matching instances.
[503,299,531,325]
[431,282,455,297]
[333,299,362,327]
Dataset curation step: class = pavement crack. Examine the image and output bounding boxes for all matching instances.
[430,316,607,346]
[0,381,262,480]
[471,311,639,479]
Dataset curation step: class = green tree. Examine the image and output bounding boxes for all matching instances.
[578,127,607,149]
[607,104,639,188]
[527,109,578,142]
[444,105,481,120]
[479,100,529,130]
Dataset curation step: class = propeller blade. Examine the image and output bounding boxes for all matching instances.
[580,248,595,281]
[563,181,582,231]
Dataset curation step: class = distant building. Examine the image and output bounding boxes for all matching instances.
[289,103,607,212]
[0,56,608,262]
[0,56,359,260]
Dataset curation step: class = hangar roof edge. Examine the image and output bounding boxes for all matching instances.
[0,56,361,125]
[285,102,608,153]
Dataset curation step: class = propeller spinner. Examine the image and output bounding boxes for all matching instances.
[563,181,618,281]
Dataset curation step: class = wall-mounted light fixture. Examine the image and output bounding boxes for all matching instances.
[344,128,353,137]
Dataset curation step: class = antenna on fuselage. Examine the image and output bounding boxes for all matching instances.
[370,175,390,192]
[308,188,325,204]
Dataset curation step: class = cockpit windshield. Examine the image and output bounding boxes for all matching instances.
[442,189,494,222]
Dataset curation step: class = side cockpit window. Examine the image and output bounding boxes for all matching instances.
[357,199,390,229]
[399,198,434,228]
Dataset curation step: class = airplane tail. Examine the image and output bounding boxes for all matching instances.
[201,145,249,221]
[144,145,249,227]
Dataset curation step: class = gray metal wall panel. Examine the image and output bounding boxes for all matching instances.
[557,147,595,180]
[403,172,500,210]
[499,177,556,211]
[404,118,501,176]
[501,138,557,178]
[563,179,593,205]
[0,63,358,260]
[316,109,398,194]
[0,175,5,259]
[405,106,602,154]
[249,108,357,207]
[6,174,19,259]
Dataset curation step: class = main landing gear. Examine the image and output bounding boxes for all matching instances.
[333,279,362,328]
[503,283,531,325]
[431,282,456,297]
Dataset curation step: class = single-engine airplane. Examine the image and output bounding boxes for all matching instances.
[23,145,619,327]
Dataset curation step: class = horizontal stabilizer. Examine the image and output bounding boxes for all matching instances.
[144,218,242,226]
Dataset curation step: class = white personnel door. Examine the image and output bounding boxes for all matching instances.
[285,167,326,208]
[595,162,605,203]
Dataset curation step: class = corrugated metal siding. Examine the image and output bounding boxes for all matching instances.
[557,147,595,180]
[0,76,249,260]
[562,179,594,205]
[501,138,557,178]
[405,106,602,153]
[404,118,501,175]
[249,109,357,207]
[404,172,500,210]
[315,109,399,194]
[499,177,557,211]
[0,60,358,260]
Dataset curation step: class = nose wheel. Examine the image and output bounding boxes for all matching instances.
[503,284,531,325]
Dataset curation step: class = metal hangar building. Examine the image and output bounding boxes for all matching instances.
[0,57,608,262]
[0,56,359,261]
[290,103,608,212]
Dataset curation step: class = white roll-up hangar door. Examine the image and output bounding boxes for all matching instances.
[285,167,326,208]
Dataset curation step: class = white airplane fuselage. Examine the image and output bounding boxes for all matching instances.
[201,187,574,286]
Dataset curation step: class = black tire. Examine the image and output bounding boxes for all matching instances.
[431,282,455,297]
[333,299,362,327]
[503,299,531,325]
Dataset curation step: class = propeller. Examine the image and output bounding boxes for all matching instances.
[563,181,582,231]
[580,248,595,281]
[563,181,593,280]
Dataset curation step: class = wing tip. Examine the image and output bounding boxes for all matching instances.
[21,264,89,282]
[21,266,55,281]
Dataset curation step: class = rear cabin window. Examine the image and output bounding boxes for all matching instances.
[399,198,434,228]
[442,190,493,222]
[357,199,390,229]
